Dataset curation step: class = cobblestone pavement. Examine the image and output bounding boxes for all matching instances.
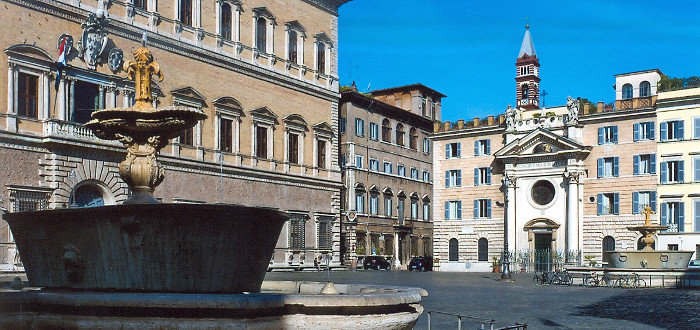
[264,270,699,329]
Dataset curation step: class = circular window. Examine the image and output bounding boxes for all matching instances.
[531,180,555,206]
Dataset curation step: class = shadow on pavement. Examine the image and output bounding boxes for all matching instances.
[574,289,699,329]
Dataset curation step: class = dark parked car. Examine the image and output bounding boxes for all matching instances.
[408,257,433,271]
[363,256,391,270]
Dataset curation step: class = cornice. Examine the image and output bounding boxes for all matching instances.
[579,107,656,124]
[301,0,351,16]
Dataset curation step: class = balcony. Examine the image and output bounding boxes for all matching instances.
[43,119,121,147]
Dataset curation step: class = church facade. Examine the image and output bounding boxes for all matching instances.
[432,27,670,272]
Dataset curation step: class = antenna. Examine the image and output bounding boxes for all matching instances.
[366,83,371,92]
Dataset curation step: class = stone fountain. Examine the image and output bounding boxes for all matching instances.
[0,45,425,328]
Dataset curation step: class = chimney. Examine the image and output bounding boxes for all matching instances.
[433,122,441,133]
[473,117,479,127]
[597,102,604,112]
[444,121,451,131]
[457,119,465,129]
[583,103,590,115]
[487,115,494,125]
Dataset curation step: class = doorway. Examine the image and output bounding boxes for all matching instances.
[534,233,552,272]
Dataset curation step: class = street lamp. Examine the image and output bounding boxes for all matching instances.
[501,177,512,280]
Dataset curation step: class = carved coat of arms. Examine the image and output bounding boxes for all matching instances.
[76,12,109,70]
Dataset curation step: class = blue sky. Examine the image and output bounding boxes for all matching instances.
[338,0,700,122]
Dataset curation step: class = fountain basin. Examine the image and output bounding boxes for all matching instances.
[3,204,287,293]
[0,281,427,329]
[604,250,694,269]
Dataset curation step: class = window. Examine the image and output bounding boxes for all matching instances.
[73,80,103,124]
[340,154,346,167]
[531,180,555,206]
[256,126,268,158]
[444,200,462,220]
[423,171,430,182]
[317,217,333,249]
[180,0,193,26]
[256,17,267,52]
[383,161,393,174]
[355,154,363,169]
[430,102,436,120]
[474,199,491,219]
[8,185,52,212]
[474,139,491,156]
[384,195,393,217]
[633,154,656,175]
[695,157,700,182]
[421,98,427,116]
[602,236,615,263]
[478,238,488,262]
[423,138,430,154]
[316,42,326,74]
[521,83,529,99]
[622,83,633,100]
[633,191,656,214]
[317,140,327,169]
[355,118,365,136]
[668,244,679,251]
[397,198,405,220]
[219,118,233,152]
[598,126,618,144]
[133,0,147,10]
[396,124,405,146]
[639,81,651,98]
[445,170,462,188]
[474,167,492,186]
[661,120,684,141]
[369,194,379,215]
[410,198,419,219]
[220,3,233,40]
[71,184,104,208]
[17,72,38,118]
[369,158,379,171]
[287,133,299,164]
[694,200,700,233]
[423,200,430,220]
[369,122,378,140]
[633,122,655,141]
[288,30,298,64]
[288,213,306,249]
[355,192,365,213]
[397,164,406,177]
[339,117,346,134]
[410,168,419,179]
[596,193,619,215]
[381,119,391,142]
[180,127,194,146]
[449,238,459,261]
[694,117,700,139]
[661,201,684,233]
[409,128,418,150]
[661,160,684,183]
[446,142,461,158]
[597,157,619,178]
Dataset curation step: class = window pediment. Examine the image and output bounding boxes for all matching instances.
[495,128,589,158]
[354,183,366,191]
[369,185,380,195]
[172,86,206,107]
[312,121,334,136]
[5,44,53,62]
[213,96,243,115]
[250,106,278,124]
[383,187,393,196]
[422,194,431,202]
[314,33,332,47]
[285,21,307,37]
[253,7,276,22]
[283,114,309,131]
[523,218,560,230]
[396,190,407,199]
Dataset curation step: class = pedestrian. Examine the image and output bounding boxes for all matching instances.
[314,257,320,271]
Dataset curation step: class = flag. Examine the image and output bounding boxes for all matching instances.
[55,37,66,91]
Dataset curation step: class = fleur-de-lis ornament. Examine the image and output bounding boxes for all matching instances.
[123,46,163,110]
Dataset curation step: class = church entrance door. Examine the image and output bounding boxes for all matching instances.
[534,233,553,272]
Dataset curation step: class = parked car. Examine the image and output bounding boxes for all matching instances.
[408,257,433,271]
[363,256,391,270]
[689,259,700,270]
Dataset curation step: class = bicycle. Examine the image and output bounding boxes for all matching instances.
[615,273,647,288]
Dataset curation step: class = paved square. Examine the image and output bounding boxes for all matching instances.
[265,271,699,329]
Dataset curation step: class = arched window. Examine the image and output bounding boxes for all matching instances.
[639,81,651,98]
[448,238,459,261]
[409,127,418,150]
[180,0,193,26]
[396,124,405,147]
[477,238,488,261]
[221,3,233,40]
[383,188,393,217]
[381,118,391,142]
[71,184,104,208]
[521,83,529,99]
[602,236,615,263]
[622,83,633,100]
[256,17,267,52]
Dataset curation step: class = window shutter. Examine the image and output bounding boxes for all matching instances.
[695,200,700,233]
[486,167,492,184]
[474,168,480,186]
[597,158,603,178]
[613,193,619,215]
[695,117,700,139]
[650,191,657,212]
[445,171,450,188]
[632,192,639,214]
[613,157,619,177]
[660,203,667,226]
[456,143,461,158]
[446,144,450,159]
[474,200,479,218]
[678,202,685,232]
[679,161,685,182]
[457,201,462,220]
[649,122,655,140]
[456,170,462,187]
[486,199,492,218]
[486,140,491,155]
[597,194,603,215]
[660,162,668,183]
[598,127,604,145]
[445,201,450,220]
[633,155,640,175]
[612,126,618,143]
[633,123,640,141]
[474,140,479,156]
[677,120,684,140]
[650,154,656,175]
[660,122,667,141]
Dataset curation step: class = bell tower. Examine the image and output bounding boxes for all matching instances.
[515,25,540,110]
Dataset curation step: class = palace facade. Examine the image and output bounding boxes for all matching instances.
[0,0,350,272]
